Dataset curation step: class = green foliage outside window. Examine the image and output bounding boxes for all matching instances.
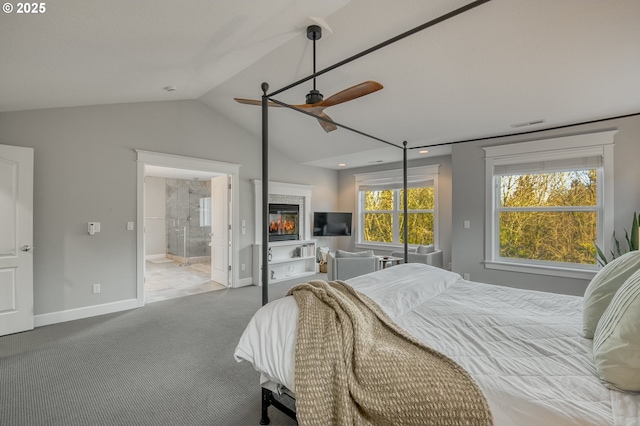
[364,213,393,242]
[363,187,434,245]
[499,170,598,265]
[399,213,434,245]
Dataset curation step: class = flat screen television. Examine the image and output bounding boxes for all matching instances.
[313,212,352,236]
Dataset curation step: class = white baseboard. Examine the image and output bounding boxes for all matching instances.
[145,254,166,260]
[34,299,139,327]
[236,277,254,288]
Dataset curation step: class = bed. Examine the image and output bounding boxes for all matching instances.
[235,263,640,425]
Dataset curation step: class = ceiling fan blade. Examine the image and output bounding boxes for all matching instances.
[234,98,284,107]
[320,81,383,108]
[316,111,337,133]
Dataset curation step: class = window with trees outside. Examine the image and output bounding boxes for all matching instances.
[484,131,615,279]
[354,165,438,249]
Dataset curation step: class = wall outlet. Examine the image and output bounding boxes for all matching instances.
[241,263,246,271]
[127,222,134,230]
[463,273,470,281]
[92,283,101,294]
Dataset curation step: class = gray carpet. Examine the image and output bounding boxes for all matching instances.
[0,274,326,426]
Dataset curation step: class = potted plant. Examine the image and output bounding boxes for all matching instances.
[595,211,639,266]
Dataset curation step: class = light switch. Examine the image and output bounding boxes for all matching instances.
[127,222,134,231]
[463,220,470,229]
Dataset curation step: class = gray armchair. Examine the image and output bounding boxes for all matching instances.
[391,244,443,268]
[326,250,379,281]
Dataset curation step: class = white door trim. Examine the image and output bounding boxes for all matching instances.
[135,150,241,307]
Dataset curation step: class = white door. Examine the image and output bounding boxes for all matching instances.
[0,144,34,336]
[210,175,229,286]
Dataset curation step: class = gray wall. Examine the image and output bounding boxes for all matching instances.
[337,156,453,269]
[0,100,338,316]
[452,114,640,296]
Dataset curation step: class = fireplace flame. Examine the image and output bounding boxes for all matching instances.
[270,215,296,233]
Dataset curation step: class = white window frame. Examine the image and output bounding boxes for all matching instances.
[354,165,439,251]
[484,130,616,279]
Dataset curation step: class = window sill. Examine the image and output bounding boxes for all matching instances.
[484,260,597,280]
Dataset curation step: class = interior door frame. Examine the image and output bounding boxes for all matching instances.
[135,150,240,307]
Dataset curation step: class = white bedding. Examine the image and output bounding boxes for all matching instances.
[234,263,640,426]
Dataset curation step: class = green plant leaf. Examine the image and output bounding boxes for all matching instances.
[625,229,632,252]
[632,211,639,251]
[594,242,608,266]
[614,231,622,257]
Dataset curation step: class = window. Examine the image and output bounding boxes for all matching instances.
[355,165,439,249]
[484,131,616,278]
[199,197,211,227]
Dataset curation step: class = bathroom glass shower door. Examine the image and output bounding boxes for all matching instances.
[166,179,211,266]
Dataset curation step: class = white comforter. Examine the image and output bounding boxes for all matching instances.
[234,263,640,426]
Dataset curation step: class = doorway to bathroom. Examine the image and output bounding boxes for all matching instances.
[135,150,241,306]
[144,176,226,303]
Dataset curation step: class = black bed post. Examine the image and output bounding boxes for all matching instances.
[262,82,269,307]
[260,388,271,425]
[403,141,409,263]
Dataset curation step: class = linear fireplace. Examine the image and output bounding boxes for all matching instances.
[268,203,300,242]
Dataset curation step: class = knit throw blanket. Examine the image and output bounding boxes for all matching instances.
[287,280,493,426]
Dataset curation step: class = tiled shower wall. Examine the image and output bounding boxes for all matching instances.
[166,178,211,261]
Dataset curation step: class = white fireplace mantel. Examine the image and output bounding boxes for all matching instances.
[252,180,314,244]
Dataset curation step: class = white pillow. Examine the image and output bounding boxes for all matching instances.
[583,250,640,338]
[416,244,435,254]
[593,269,640,393]
[335,249,374,258]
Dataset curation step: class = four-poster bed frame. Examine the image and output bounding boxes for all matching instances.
[254,1,491,423]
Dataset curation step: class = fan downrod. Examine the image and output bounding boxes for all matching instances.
[306,25,324,104]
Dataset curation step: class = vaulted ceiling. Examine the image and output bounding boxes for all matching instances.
[2,0,639,169]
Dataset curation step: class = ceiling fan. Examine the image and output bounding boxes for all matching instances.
[234,25,383,133]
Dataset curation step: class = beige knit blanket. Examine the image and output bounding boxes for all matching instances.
[287,280,493,426]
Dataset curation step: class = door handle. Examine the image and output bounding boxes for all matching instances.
[21,245,33,252]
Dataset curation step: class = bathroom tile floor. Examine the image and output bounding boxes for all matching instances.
[145,260,226,304]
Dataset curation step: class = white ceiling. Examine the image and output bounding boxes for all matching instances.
[2,0,639,169]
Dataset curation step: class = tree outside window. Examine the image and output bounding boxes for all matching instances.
[498,170,598,265]
[362,187,434,245]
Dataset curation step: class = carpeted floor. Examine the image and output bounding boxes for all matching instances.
[0,273,326,426]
